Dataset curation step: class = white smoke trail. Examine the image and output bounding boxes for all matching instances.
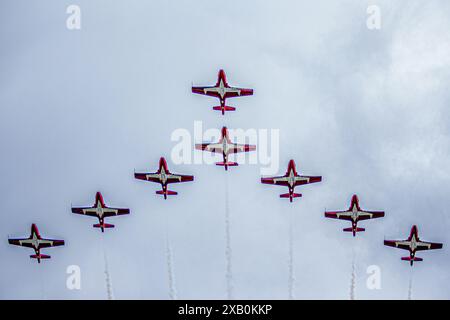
[288,210,295,299]
[103,250,114,300]
[408,268,413,300]
[350,247,356,300]
[165,225,177,300]
[225,173,233,299]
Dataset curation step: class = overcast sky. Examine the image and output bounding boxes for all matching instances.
[1,0,450,299]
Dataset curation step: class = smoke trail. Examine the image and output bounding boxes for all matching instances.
[224,173,233,299]
[288,210,295,299]
[165,225,177,300]
[103,250,114,300]
[350,248,356,300]
[408,269,413,300]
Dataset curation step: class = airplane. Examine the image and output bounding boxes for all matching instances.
[8,224,64,263]
[71,191,130,232]
[195,126,256,170]
[384,225,443,266]
[192,69,253,114]
[261,159,321,202]
[134,157,194,199]
[324,195,384,236]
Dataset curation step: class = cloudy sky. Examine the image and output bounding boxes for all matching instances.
[1,0,450,299]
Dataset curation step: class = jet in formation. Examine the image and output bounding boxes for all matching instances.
[261,159,321,202]
[192,69,253,114]
[71,191,130,232]
[195,126,256,170]
[325,195,385,236]
[384,225,443,266]
[135,157,194,199]
[8,224,64,263]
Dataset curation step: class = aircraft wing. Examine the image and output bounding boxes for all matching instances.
[102,207,130,217]
[383,240,411,250]
[71,207,99,217]
[37,238,65,248]
[192,86,218,98]
[294,175,322,186]
[134,172,160,183]
[8,238,64,248]
[415,241,443,251]
[195,143,223,153]
[324,210,353,221]
[8,238,34,248]
[166,174,194,184]
[357,210,385,221]
[227,143,256,154]
[261,176,290,186]
[223,87,254,98]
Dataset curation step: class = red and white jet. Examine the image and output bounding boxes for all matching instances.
[71,192,130,232]
[192,69,253,114]
[195,126,256,170]
[325,195,384,236]
[384,225,443,266]
[8,224,64,263]
[261,159,322,202]
[134,157,194,199]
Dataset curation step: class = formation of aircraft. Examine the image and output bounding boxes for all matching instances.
[192,69,253,114]
[7,69,443,271]
[195,126,256,170]
[135,157,194,198]
[325,195,385,236]
[71,192,130,232]
[261,159,322,202]
[384,225,443,266]
[8,224,64,263]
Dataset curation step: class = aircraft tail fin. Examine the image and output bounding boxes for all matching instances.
[280,193,302,202]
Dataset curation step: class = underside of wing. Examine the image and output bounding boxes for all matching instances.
[134,172,160,183]
[357,210,385,221]
[195,143,223,153]
[324,210,352,220]
[103,208,130,217]
[39,239,65,248]
[8,238,33,248]
[294,176,322,186]
[167,174,194,184]
[416,241,443,251]
[71,207,98,217]
[192,86,220,98]
[384,240,410,250]
[261,176,289,186]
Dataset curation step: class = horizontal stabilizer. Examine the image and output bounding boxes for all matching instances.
[93,223,114,229]
[280,193,302,198]
[343,227,365,232]
[216,162,238,167]
[30,254,50,259]
[401,256,423,262]
[156,190,178,196]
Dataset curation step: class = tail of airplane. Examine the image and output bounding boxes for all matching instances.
[280,193,302,202]
[30,254,50,263]
[93,223,114,232]
[344,227,365,236]
[213,105,235,115]
[156,190,178,199]
[402,256,423,266]
[216,161,238,170]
